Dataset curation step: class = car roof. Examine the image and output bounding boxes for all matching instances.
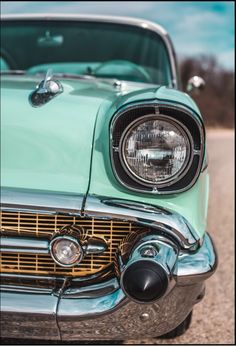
[1,13,168,35]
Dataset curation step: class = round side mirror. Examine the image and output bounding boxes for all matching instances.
[186,76,205,94]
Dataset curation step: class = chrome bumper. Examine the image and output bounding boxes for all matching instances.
[58,283,204,340]
[1,233,217,340]
[1,190,217,340]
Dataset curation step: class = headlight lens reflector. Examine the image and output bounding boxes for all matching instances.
[121,117,191,185]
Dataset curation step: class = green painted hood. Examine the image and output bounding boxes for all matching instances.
[1,75,202,197]
[1,75,122,195]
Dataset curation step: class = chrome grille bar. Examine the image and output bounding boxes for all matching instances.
[1,236,49,254]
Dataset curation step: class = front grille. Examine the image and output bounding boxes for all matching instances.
[0,211,141,277]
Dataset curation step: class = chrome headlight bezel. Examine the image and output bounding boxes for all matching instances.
[110,102,205,194]
[119,114,194,188]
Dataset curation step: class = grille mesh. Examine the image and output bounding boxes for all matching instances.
[0,211,140,277]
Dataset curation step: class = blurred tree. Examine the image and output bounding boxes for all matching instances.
[179,55,234,128]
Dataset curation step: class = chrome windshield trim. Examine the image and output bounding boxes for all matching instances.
[1,188,83,214]
[1,14,178,88]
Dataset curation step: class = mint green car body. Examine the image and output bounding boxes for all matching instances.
[2,78,208,236]
[1,14,216,341]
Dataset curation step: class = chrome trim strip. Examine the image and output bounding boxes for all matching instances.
[0,188,83,214]
[57,288,127,318]
[0,266,116,297]
[62,277,120,299]
[84,196,200,250]
[175,233,218,284]
[0,272,62,281]
[1,193,200,250]
[0,271,117,299]
[1,236,50,254]
[201,162,208,173]
[0,272,63,285]
[0,285,54,294]
[1,236,108,264]
[1,291,60,340]
[110,101,205,194]
[1,14,178,88]
[0,291,59,314]
[201,150,209,172]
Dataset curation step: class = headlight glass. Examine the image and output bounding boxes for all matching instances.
[121,116,191,185]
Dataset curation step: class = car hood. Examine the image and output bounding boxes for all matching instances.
[1,75,155,197]
[1,75,201,199]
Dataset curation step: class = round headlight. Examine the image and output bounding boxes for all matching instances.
[50,236,84,267]
[120,115,191,186]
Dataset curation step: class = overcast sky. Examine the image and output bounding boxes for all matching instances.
[1,1,234,70]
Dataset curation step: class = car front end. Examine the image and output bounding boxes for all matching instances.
[0,14,217,341]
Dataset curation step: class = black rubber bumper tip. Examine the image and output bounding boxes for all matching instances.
[121,260,168,303]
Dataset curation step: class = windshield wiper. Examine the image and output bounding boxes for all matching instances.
[52,72,96,80]
[0,70,26,75]
[0,70,95,79]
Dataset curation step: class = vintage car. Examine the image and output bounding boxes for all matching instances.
[0,14,217,341]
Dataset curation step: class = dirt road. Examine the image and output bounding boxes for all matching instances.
[124,129,235,345]
[2,129,234,345]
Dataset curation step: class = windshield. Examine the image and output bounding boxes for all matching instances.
[1,20,173,85]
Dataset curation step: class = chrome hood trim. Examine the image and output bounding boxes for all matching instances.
[84,196,200,250]
[1,189,200,251]
[1,188,84,213]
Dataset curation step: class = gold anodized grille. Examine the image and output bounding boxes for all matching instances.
[0,211,138,277]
